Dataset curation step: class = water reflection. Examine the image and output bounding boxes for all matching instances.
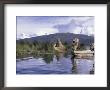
[71,58,77,74]
[16,52,94,74]
[54,52,78,74]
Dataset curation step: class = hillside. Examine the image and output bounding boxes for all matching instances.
[16,33,94,46]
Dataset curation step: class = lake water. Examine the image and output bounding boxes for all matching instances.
[16,54,94,74]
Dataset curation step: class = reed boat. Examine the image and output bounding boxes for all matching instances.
[74,50,94,59]
[53,44,65,53]
[53,39,66,53]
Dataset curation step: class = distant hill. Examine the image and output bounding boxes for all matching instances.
[16,33,94,46]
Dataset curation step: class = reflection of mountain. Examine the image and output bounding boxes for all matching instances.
[17,33,94,45]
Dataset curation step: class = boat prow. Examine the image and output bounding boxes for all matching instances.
[53,44,65,53]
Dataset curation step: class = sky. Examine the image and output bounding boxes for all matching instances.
[16,16,94,38]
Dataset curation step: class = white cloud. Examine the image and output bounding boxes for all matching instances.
[72,27,82,34]
[54,17,94,35]
[17,26,59,39]
[72,16,92,22]
[35,28,59,36]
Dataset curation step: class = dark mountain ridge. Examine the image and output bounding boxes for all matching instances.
[17,33,94,46]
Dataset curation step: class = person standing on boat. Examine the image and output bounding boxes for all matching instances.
[90,43,94,56]
[72,38,80,51]
[71,38,79,65]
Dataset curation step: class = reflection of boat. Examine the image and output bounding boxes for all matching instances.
[53,38,66,53]
[90,64,94,74]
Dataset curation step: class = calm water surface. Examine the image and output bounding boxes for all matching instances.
[16,54,94,74]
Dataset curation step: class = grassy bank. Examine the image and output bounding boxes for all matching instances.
[16,40,87,58]
[16,41,54,57]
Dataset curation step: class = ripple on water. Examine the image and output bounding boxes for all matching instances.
[16,56,94,74]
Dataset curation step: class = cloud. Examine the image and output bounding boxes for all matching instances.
[34,28,59,36]
[17,16,94,37]
[53,19,78,33]
[53,17,94,35]
[17,16,71,26]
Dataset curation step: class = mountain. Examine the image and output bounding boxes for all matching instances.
[17,33,37,40]
[17,33,94,46]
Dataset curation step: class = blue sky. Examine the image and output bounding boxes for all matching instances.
[17,16,94,36]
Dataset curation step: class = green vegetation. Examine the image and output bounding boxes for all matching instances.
[16,40,54,58]
[16,40,87,58]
